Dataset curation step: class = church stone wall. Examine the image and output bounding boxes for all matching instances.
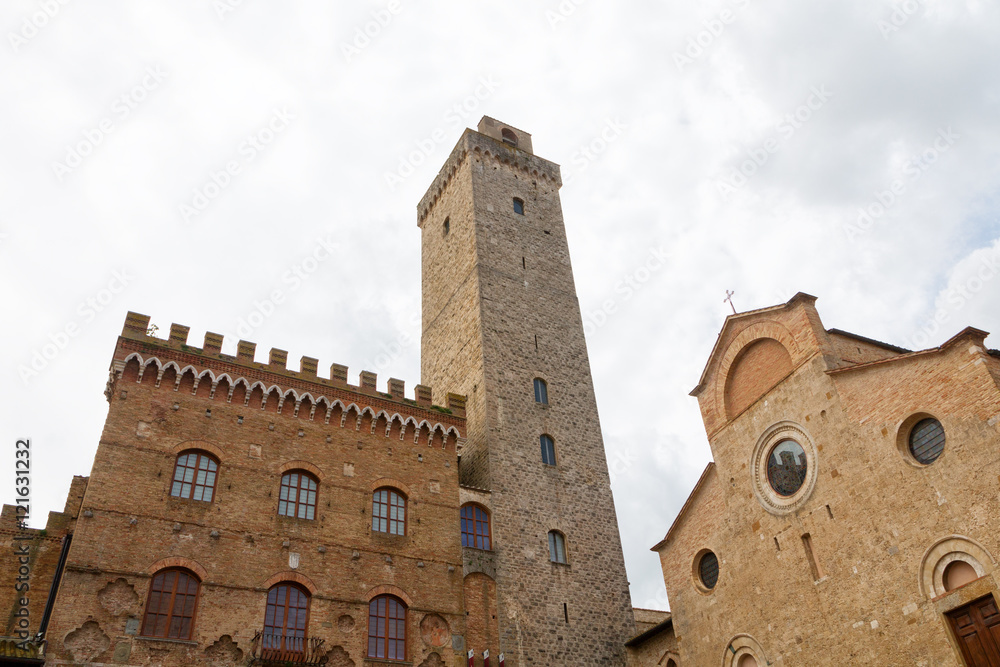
[655,297,1000,666]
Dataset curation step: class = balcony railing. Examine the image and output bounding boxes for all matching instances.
[248,631,327,666]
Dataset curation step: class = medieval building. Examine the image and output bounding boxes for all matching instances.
[1,118,637,666]
[627,294,1000,666]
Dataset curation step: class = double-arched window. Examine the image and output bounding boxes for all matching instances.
[368,595,407,661]
[264,583,310,654]
[461,504,491,550]
[170,450,218,502]
[373,488,407,535]
[279,471,318,520]
[141,568,200,640]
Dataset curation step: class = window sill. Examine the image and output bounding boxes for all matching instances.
[364,660,412,666]
[550,561,570,568]
[134,636,199,646]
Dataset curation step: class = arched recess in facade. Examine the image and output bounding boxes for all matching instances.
[919,534,997,599]
[722,634,768,667]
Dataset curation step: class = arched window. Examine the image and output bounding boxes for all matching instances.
[373,488,406,535]
[461,504,491,550]
[540,435,556,466]
[548,531,567,564]
[513,197,525,215]
[141,568,200,640]
[170,450,218,502]
[263,583,310,654]
[368,595,407,661]
[533,378,548,404]
[279,471,318,520]
[501,128,518,147]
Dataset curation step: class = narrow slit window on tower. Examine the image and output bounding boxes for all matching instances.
[443,217,450,236]
[802,533,823,581]
[563,602,569,623]
[513,198,524,215]
[522,256,526,269]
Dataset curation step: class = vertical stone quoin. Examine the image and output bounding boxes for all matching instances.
[419,117,635,665]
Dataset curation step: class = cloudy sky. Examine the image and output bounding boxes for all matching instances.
[2,0,999,612]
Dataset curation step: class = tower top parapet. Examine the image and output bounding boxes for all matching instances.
[417,117,561,226]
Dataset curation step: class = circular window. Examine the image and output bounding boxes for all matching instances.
[909,418,945,464]
[698,551,719,589]
[750,422,818,515]
[766,439,808,496]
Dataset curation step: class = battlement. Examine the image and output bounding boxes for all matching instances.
[113,312,466,437]
[417,121,562,226]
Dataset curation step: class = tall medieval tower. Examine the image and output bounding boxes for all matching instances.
[418,117,635,665]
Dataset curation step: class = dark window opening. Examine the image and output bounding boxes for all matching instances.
[501,128,518,147]
[279,471,318,520]
[909,417,945,464]
[540,434,556,466]
[443,217,450,236]
[513,198,524,215]
[461,504,491,550]
[170,451,218,502]
[141,569,200,640]
[699,551,719,589]
[534,378,548,404]
[548,531,567,564]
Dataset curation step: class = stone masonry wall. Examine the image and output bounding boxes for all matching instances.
[655,298,1000,666]
[420,125,635,666]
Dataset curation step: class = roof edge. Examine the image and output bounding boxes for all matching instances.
[651,462,715,552]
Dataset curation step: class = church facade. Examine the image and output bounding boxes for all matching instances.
[0,118,636,666]
[632,293,1000,666]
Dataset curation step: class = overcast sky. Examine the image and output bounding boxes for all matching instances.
[2,0,999,613]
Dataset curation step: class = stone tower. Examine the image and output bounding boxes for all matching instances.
[418,117,635,665]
